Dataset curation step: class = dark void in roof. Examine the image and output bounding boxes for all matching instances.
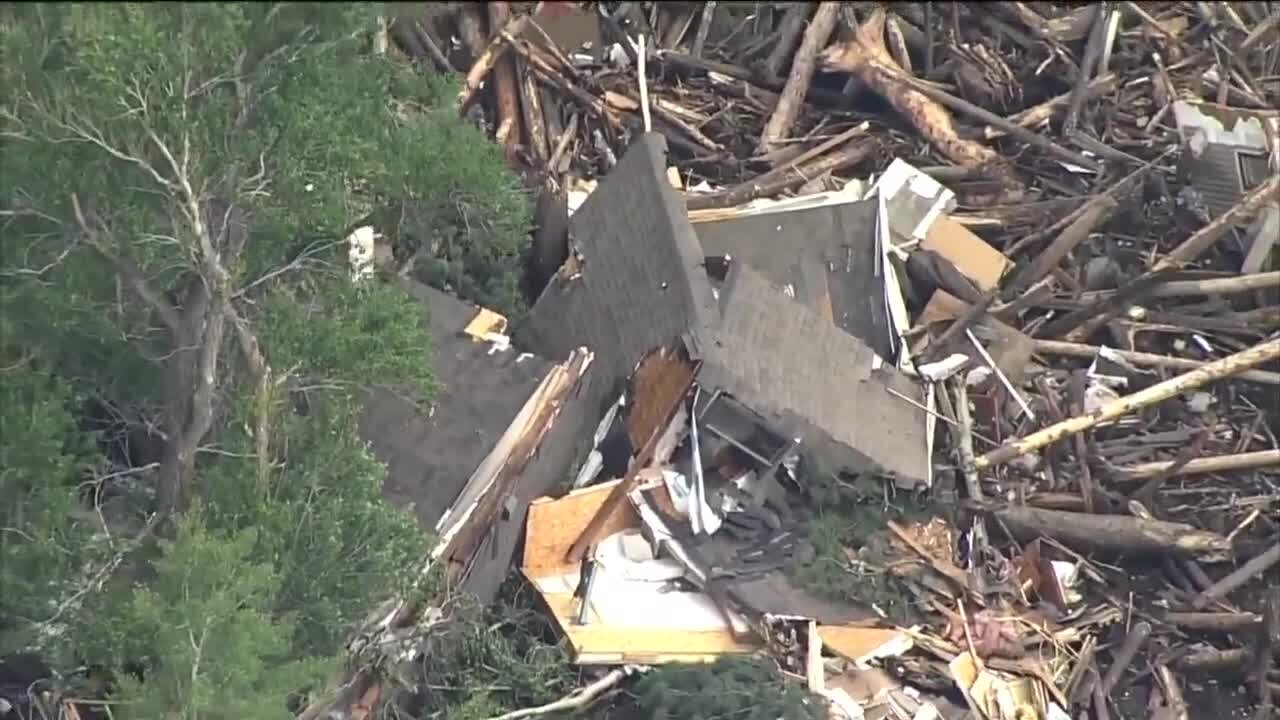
[359,280,552,533]
[692,197,894,361]
[698,263,929,484]
[518,133,721,411]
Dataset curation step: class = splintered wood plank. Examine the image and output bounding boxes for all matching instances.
[523,480,641,578]
[625,346,696,449]
[540,592,759,664]
[818,626,913,664]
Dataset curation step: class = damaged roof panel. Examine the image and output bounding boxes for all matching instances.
[699,263,930,484]
[359,279,596,603]
[520,134,720,409]
[692,196,895,361]
[360,280,550,533]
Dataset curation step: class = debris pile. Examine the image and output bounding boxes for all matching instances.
[312,3,1280,719]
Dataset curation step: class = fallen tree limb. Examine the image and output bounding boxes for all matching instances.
[684,138,874,211]
[1029,338,1280,385]
[1076,271,1280,302]
[1191,543,1280,609]
[759,1,841,153]
[989,506,1232,561]
[1111,450,1280,482]
[819,8,1022,186]
[976,337,1280,469]
[764,3,812,80]
[484,667,645,720]
[1010,195,1118,295]
[1154,175,1280,271]
[985,73,1117,139]
[457,13,532,113]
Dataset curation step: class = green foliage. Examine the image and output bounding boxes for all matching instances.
[261,274,435,396]
[92,510,332,720]
[787,463,934,622]
[630,656,825,720]
[0,360,101,648]
[200,393,428,657]
[415,576,573,720]
[0,0,531,708]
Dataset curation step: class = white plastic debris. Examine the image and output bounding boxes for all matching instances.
[1186,391,1216,413]
[918,353,971,382]
[346,225,381,283]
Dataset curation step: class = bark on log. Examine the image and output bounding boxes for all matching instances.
[457,14,532,113]
[759,2,840,153]
[764,3,813,81]
[1112,450,1280,482]
[819,8,1020,186]
[990,506,1232,561]
[976,338,1280,470]
[487,2,523,161]
[518,55,549,167]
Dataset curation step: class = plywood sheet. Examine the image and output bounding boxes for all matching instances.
[523,480,641,578]
[463,307,508,340]
[819,626,913,664]
[625,347,695,449]
[540,591,759,664]
[921,215,1013,291]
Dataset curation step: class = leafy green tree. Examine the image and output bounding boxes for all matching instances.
[96,510,331,720]
[0,358,103,652]
[631,657,825,720]
[0,0,528,708]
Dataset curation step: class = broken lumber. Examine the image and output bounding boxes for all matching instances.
[1154,176,1280,271]
[566,358,698,563]
[819,9,1021,185]
[976,337,1280,470]
[759,1,841,153]
[990,506,1232,561]
[1029,339,1280,385]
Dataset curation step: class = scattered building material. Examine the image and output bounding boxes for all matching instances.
[368,6,1280,718]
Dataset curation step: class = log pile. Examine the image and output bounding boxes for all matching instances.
[385,3,1280,719]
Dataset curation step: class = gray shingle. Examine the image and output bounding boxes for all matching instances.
[693,198,895,360]
[699,263,929,484]
[518,133,720,410]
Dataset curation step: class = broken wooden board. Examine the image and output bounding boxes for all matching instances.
[463,306,509,340]
[522,479,760,664]
[921,215,1014,292]
[819,626,915,665]
[919,289,1035,384]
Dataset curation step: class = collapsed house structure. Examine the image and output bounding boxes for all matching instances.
[519,133,931,487]
[358,279,595,602]
[510,134,934,671]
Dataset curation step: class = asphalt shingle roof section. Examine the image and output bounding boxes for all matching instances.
[692,197,896,362]
[519,133,721,410]
[699,263,930,485]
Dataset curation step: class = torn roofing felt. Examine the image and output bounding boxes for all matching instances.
[518,132,721,411]
[692,196,895,362]
[698,262,930,485]
[358,278,594,602]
